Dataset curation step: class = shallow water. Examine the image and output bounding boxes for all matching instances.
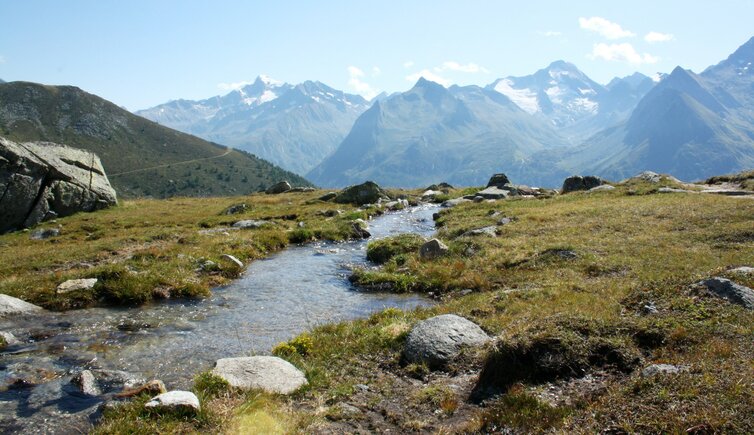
[0,204,438,433]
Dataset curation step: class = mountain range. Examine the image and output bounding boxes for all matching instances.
[0,81,309,198]
[136,76,370,175]
[3,36,753,192]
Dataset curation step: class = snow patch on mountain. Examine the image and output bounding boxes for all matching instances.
[493,79,540,114]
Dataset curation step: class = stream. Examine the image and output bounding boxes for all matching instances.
[0,204,439,433]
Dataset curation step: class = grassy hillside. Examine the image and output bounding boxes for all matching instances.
[0,81,311,198]
[79,183,754,433]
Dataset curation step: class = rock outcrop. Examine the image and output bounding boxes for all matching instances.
[403,314,491,369]
[334,181,389,205]
[212,356,308,394]
[265,181,292,194]
[562,175,608,193]
[486,173,510,188]
[0,137,117,233]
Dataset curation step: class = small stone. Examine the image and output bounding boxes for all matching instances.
[116,379,167,398]
[30,228,60,240]
[462,226,497,237]
[71,369,101,396]
[589,185,615,192]
[56,278,98,294]
[232,219,269,229]
[145,390,200,414]
[297,221,306,228]
[420,239,449,260]
[441,198,472,208]
[221,203,248,215]
[220,254,244,268]
[0,331,20,346]
[354,384,369,392]
[641,364,687,377]
[497,217,513,226]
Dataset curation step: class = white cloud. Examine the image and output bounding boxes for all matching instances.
[589,43,659,65]
[347,65,379,99]
[579,16,635,39]
[403,61,415,69]
[541,31,562,37]
[405,69,451,87]
[644,31,674,43]
[217,80,253,91]
[371,66,381,77]
[435,61,490,74]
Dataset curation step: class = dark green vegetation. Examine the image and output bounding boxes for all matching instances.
[92,181,754,433]
[0,81,310,198]
[366,233,425,264]
[0,191,368,310]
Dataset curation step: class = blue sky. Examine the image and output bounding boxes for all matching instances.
[1,1,753,110]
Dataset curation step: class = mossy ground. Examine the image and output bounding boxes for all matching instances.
[0,190,373,310]
[9,183,754,433]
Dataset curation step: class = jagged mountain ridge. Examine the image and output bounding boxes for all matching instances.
[556,36,754,182]
[307,78,568,187]
[487,61,654,142]
[0,81,310,198]
[137,77,370,174]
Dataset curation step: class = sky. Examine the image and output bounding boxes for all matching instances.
[1,1,753,111]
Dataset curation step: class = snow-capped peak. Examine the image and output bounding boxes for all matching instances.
[257,74,283,87]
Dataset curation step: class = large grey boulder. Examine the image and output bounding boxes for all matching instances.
[0,137,117,233]
[334,181,389,206]
[403,314,491,369]
[145,391,200,414]
[265,181,292,194]
[232,219,269,229]
[0,294,43,317]
[212,356,308,394]
[562,175,607,193]
[698,277,754,309]
[641,363,687,377]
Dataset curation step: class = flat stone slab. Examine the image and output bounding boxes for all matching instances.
[641,363,688,377]
[212,356,308,394]
[232,219,270,229]
[731,266,754,275]
[475,186,509,200]
[442,198,472,208]
[589,185,615,192]
[0,294,43,317]
[220,254,244,268]
[57,278,98,294]
[462,226,497,237]
[145,390,200,413]
[403,314,490,369]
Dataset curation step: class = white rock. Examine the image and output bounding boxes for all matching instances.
[403,314,490,369]
[0,331,20,345]
[212,356,307,394]
[56,278,98,294]
[220,254,243,268]
[0,294,43,317]
[145,390,200,413]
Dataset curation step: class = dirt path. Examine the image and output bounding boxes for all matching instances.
[108,147,233,177]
